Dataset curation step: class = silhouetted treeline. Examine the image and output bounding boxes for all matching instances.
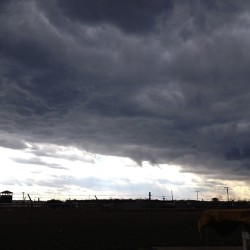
[1,198,250,210]
[42,199,250,210]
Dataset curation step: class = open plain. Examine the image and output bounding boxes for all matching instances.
[0,206,243,250]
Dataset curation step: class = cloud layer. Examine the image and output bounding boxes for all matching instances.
[1,0,250,183]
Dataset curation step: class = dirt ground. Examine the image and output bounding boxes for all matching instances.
[0,207,243,250]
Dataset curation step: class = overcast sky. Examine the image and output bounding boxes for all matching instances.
[1,0,250,201]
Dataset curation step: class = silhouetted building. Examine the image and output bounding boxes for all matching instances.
[0,190,13,203]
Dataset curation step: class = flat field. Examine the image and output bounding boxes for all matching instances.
[0,207,243,250]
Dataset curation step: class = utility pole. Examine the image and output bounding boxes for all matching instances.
[224,187,230,201]
[148,192,152,248]
[195,191,199,201]
[95,195,100,250]
[171,190,174,202]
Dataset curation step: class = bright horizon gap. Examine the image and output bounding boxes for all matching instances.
[1,143,249,202]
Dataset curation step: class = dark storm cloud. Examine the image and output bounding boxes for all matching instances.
[11,157,65,169]
[55,0,174,34]
[27,144,95,164]
[0,133,27,150]
[1,0,250,180]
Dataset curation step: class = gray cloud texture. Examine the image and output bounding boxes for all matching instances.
[1,0,250,180]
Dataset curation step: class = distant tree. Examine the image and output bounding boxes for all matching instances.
[45,199,63,209]
[212,197,219,202]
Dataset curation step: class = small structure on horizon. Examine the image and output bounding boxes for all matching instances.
[0,190,13,203]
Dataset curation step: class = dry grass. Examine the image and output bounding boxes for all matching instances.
[0,207,243,249]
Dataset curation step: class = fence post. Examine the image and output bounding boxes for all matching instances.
[149,192,152,248]
[242,231,250,250]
